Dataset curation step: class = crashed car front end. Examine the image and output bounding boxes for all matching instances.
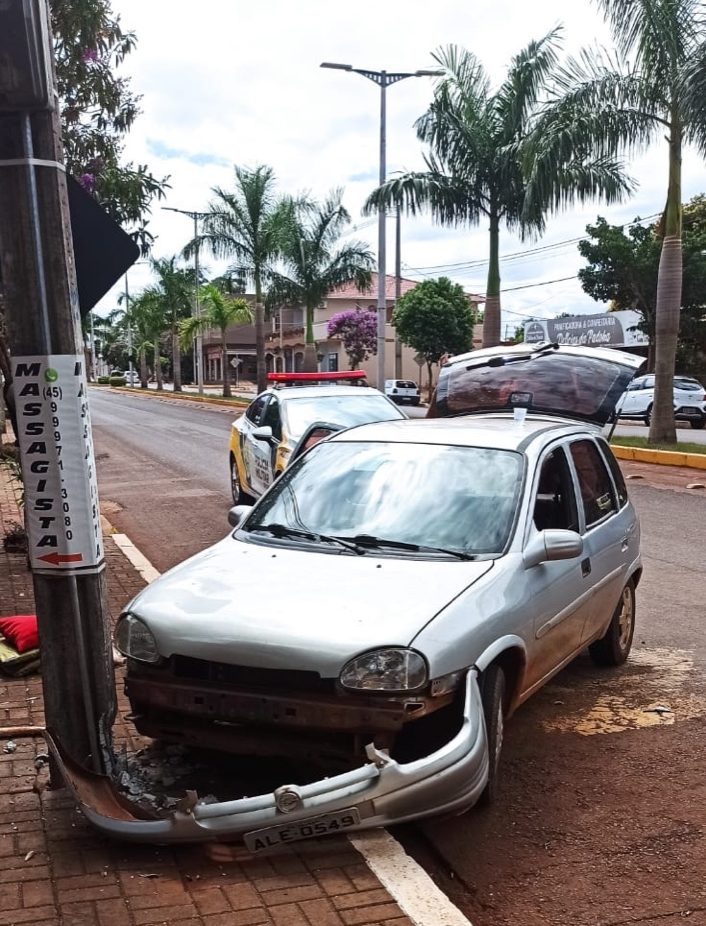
[48,669,487,848]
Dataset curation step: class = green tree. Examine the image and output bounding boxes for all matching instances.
[579,202,706,376]
[532,0,706,442]
[180,285,252,397]
[267,191,374,372]
[128,289,169,389]
[189,165,293,392]
[393,277,476,397]
[364,35,630,349]
[50,0,169,254]
[147,257,196,391]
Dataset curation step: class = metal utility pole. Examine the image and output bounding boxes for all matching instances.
[0,0,115,773]
[320,62,439,389]
[124,275,134,387]
[395,205,402,378]
[162,206,207,395]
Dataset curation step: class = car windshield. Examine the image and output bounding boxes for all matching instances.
[283,394,403,442]
[245,441,523,557]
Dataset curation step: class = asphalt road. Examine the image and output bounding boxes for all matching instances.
[90,389,706,925]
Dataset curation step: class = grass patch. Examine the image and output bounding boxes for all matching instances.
[106,386,250,407]
[611,436,706,455]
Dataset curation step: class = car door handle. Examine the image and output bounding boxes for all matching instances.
[581,558,592,577]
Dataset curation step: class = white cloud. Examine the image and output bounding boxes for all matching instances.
[94,0,706,338]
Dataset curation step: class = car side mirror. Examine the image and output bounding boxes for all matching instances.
[252,425,274,442]
[523,529,583,569]
[228,505,253,529]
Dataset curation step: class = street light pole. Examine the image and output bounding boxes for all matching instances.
[162,206,208,395]
[320,62,439,389]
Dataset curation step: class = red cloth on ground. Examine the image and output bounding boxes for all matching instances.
[0,614,39,653]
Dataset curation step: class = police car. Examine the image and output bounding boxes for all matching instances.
[228,371,406,503]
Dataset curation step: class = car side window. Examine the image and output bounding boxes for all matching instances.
[246,395,268,425]
[532,447,579,533]
[596,439,628,508]
[260,396,282,440]
[570,439,617,528]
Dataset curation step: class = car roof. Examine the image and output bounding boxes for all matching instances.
[265,385,389,400]
[328,415,591,452]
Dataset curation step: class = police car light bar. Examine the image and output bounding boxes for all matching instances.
[267,371,367,383]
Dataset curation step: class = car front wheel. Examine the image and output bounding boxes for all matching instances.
[230,456,255,506]
[589,579,636,667]
[690,417,705,430]
[478,663,505,806]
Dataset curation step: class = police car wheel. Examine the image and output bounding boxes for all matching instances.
[230,456,254,505]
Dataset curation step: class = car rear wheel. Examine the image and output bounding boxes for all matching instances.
[478,663,505,806]
[589,579,636,667]
[230,456,255,506]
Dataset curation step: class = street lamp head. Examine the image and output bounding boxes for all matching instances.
[320,61,353,71]
[415,69,444,77]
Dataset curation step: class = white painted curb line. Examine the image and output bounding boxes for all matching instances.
[109,530,473,926]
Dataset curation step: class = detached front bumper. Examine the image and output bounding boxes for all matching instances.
[47,671,488,846]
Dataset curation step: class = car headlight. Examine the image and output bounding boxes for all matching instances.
[340,648,427,692]
[115,614,161,664]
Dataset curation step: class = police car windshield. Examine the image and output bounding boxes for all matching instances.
[284,394,403,441]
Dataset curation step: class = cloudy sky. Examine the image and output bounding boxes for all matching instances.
[100,0,706,336]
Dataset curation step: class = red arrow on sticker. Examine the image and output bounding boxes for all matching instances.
[38,552,84,566]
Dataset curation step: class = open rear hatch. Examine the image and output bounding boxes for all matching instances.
[429,343,645,427]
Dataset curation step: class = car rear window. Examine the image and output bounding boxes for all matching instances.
[284,394,403,441]
[431,353,632,424]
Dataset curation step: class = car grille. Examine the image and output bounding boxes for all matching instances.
[168,655,337,694]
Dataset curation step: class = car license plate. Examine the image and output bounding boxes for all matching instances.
[243,808,360,853]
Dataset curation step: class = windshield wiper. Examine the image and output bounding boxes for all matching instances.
[335,534,477,561]
[248,523,364,554]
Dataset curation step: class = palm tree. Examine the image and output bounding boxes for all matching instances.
[187,165,293,392]
[148,257,196,392]
[530,0,706,443]
[364,34,631,348]
[267,191,374,371]
[128,290,169,389]
[180,284,252,397]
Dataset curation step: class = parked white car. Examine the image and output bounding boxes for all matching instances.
[384,379,421,406]
[618,374,706,429]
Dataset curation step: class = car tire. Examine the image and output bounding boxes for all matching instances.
[690,418,705,430]
[589,579,636,667]
[230,456,255,506]
[478,663,505,806]
[644,404,652,426]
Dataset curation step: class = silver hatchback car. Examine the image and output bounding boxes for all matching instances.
[57,344,644,848]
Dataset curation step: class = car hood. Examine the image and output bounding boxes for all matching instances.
[127,536,494,677]
[430,343,645,427]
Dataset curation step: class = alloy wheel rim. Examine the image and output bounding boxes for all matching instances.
[617,587,634,651]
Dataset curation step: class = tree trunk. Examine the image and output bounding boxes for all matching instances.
[222,329,231,398]
[255,274,266,393]
[154,336,163,391]
[139,347,148,388]
[649,126,682,445]
[303,303,317,372]
[172,317,182,392]
[483,211,501,348]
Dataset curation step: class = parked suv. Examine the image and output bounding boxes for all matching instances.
[385,379,421,405]
[618,374,706,429]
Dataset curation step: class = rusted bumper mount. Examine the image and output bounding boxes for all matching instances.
[46,671,487,845]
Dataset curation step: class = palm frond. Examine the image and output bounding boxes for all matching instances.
[363,171,484,226]
[493,26,564,136]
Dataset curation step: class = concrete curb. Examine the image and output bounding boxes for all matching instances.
[612,444,706,470]
[91,384,250,411]
[109,527,474,926]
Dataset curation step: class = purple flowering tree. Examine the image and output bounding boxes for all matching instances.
[327,308,378,369]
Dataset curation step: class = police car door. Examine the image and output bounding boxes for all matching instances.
[248,395,281,495]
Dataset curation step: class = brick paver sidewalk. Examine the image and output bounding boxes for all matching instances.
[0,462,413,926]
